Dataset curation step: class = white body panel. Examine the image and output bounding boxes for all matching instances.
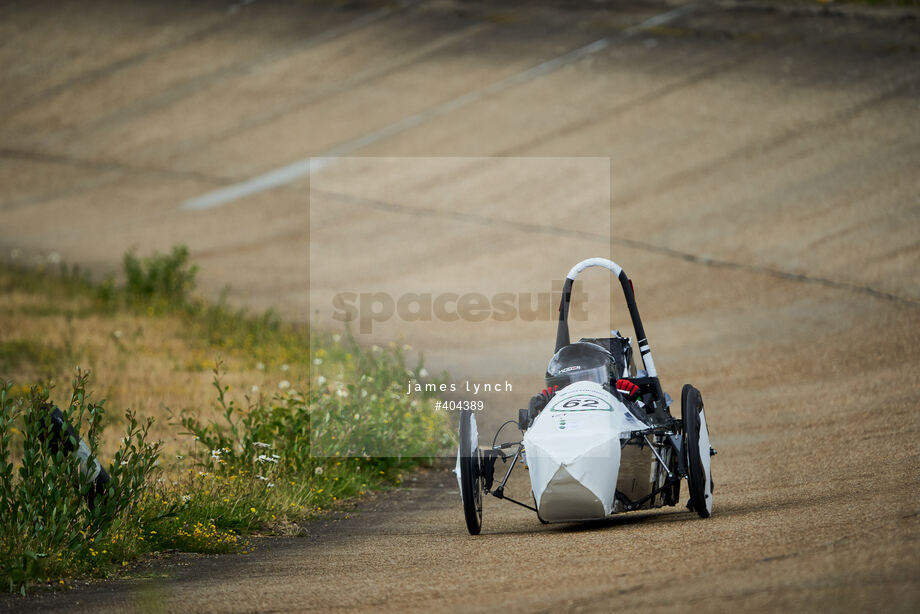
[522,381,649,522]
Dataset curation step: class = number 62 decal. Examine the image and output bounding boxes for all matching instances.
[550,394,613,412]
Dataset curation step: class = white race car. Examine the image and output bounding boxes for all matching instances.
[456,257,714,534]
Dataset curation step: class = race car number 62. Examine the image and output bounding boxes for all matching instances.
[561,397,598,408]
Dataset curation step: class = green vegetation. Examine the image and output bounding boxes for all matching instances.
[0,340,60,373]
[1,374,159,594]
[122,245,198,306]
[0,247,451,594]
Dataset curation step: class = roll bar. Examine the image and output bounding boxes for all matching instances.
[555,258,667,413]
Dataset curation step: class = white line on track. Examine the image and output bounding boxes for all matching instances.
[181,4,695,211]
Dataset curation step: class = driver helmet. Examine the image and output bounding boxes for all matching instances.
[545,342,615,390]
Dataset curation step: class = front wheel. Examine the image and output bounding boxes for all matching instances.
[458,409,482,534]
[682,384,713,518]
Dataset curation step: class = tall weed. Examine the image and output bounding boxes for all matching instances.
[0,373,159,594]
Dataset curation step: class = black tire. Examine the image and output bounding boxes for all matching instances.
[682,384,713,518]
[458,409,482,535]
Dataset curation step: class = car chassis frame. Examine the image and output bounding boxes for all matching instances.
[457,258,714,534]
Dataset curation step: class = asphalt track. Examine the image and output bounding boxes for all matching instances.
[1,1,918,612]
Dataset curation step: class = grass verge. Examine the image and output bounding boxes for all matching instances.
[0,247,452,594]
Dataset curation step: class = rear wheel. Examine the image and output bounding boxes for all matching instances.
[682,384,713,518]
[458,409,482,534]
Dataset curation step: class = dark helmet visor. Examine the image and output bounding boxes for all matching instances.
[546,365,609,390]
